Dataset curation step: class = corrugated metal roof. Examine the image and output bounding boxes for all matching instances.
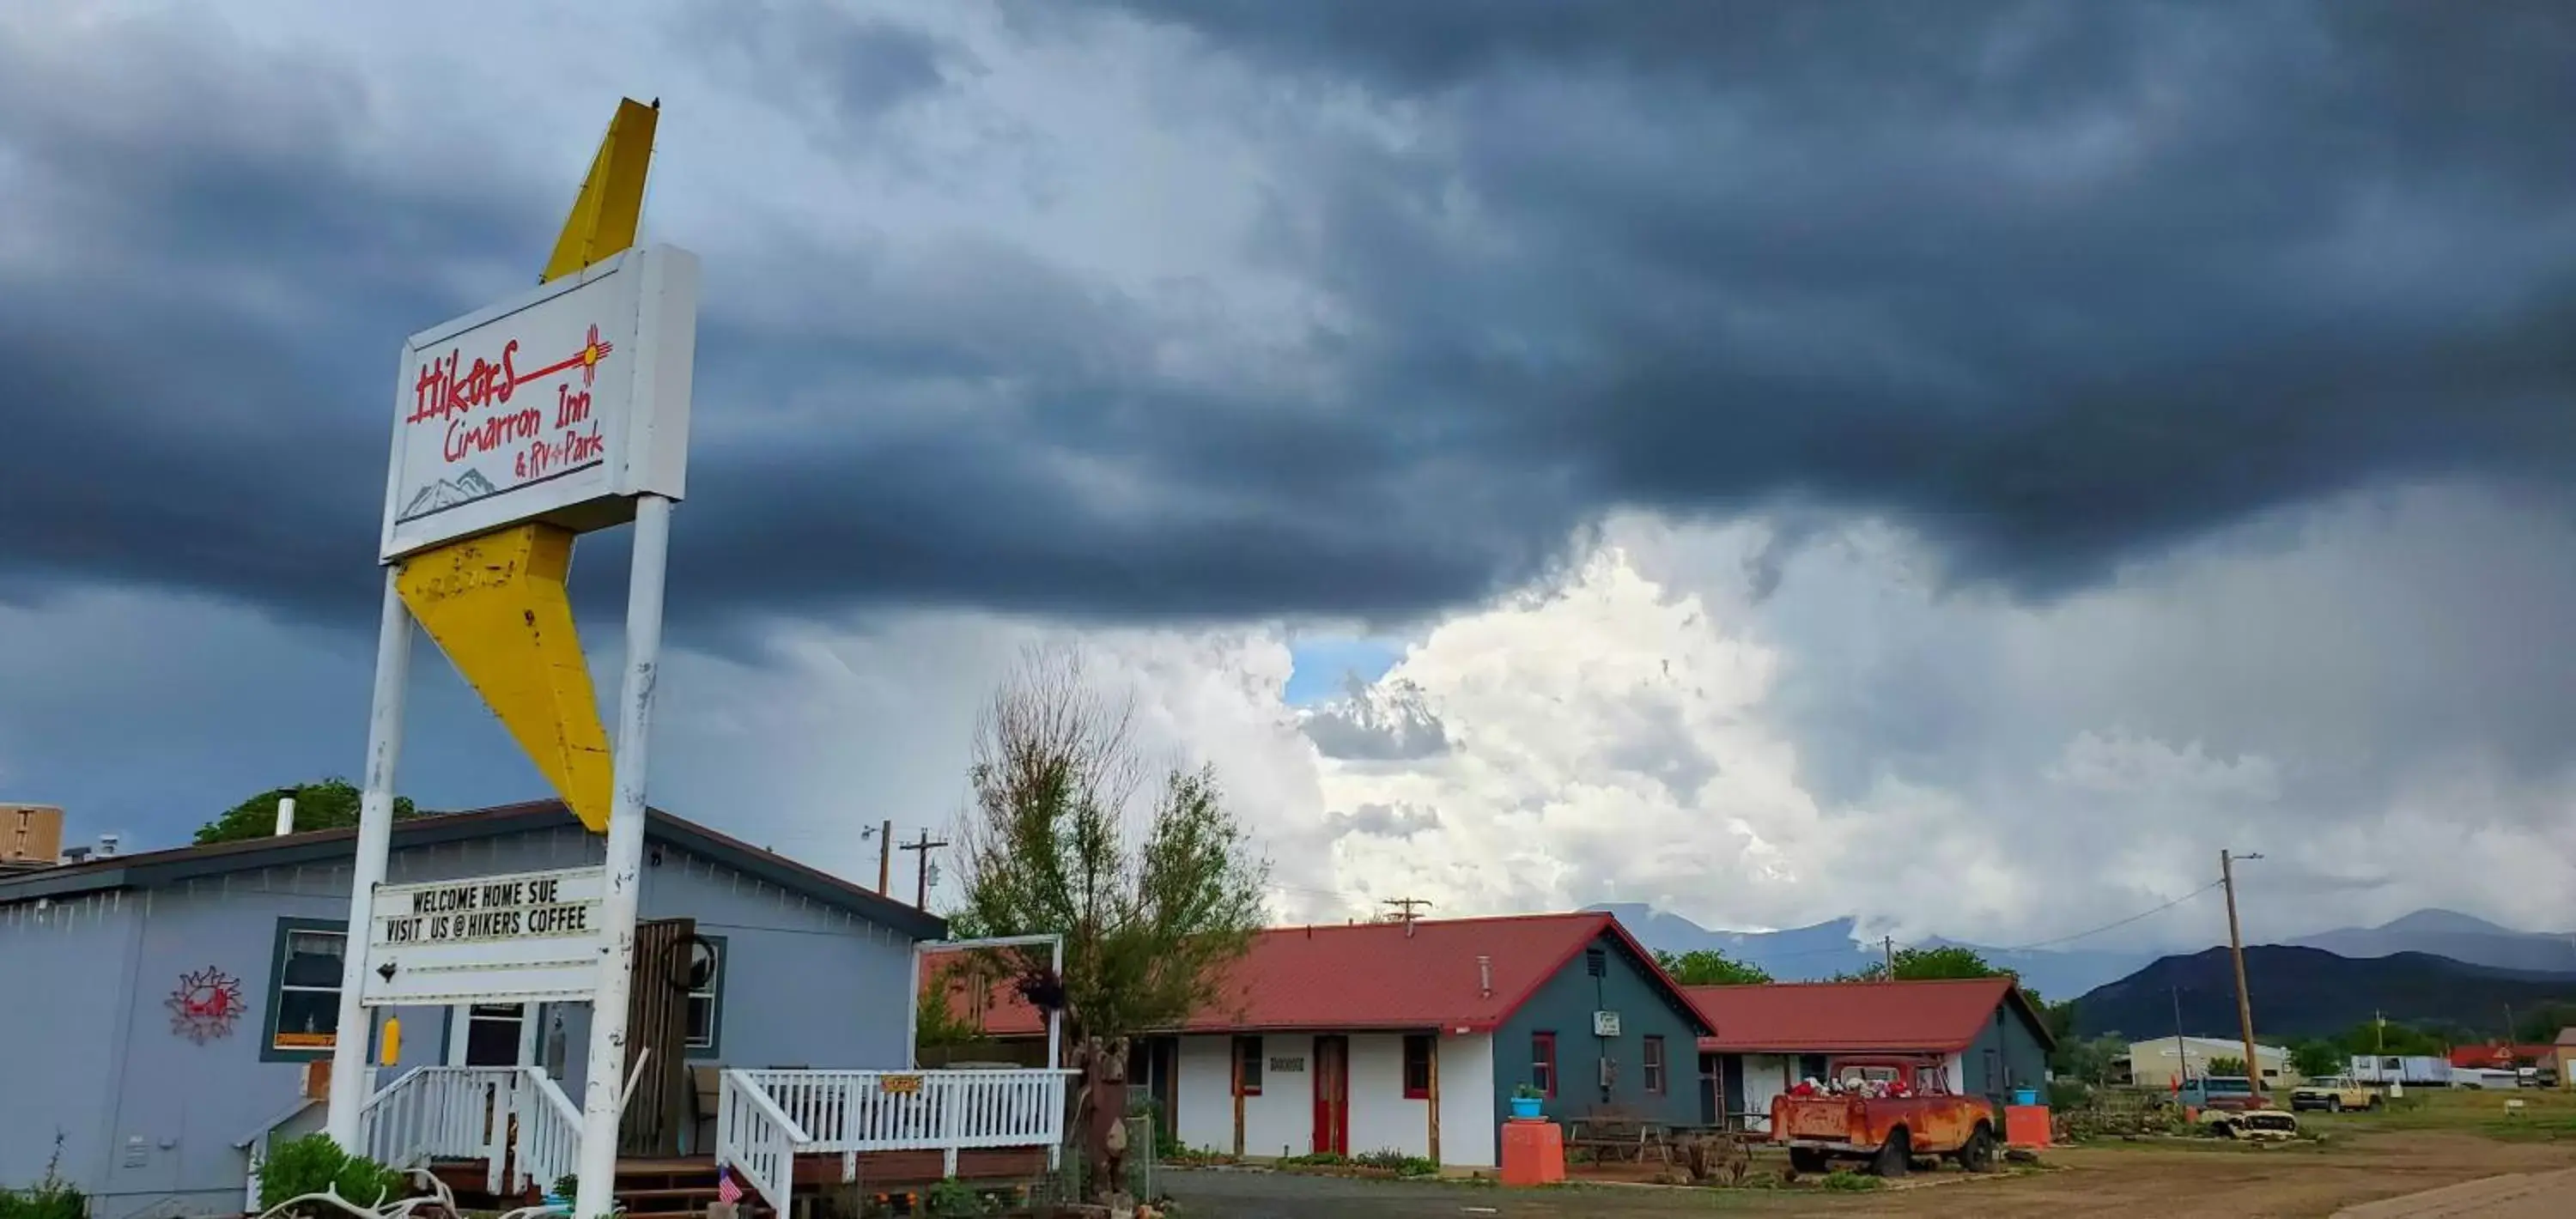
[1686,977,2049,1054]
[0,799,947,940]
[930,911,1712,1037]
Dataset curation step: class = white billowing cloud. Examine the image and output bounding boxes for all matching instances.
[9,485,2573,951]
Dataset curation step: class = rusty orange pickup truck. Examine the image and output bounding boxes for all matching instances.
[1769,1056,2000,1177]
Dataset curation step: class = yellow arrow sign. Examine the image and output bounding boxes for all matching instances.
[392,99,660,833]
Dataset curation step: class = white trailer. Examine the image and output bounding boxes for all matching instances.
[2349,1055,2451,1087]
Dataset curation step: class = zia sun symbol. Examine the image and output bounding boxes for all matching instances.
[167,965,246,1044]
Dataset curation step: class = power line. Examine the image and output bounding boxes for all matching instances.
[1995,877,2226,953]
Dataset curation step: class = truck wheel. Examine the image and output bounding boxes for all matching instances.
[1958,1125,1996,1173]
[1788,1147,1829,1175]
[2367,1095,2384,1111]
[2326,1096,2342,1113]
[1871,1129,1911,1179]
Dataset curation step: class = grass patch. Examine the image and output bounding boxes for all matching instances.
[1814,1170,1884,1192]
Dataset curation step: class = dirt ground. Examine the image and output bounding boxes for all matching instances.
[1163,1130,2576,1218]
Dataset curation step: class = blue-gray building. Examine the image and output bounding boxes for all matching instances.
[0,801,943,1218]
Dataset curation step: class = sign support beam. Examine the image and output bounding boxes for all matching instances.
[323,571,416,1149]
[573,492,672,1219]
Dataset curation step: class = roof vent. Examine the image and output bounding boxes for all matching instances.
[1477,955,1492,998]
[96,833,120,858]
[275,798,297,837]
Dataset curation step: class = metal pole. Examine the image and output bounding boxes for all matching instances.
[2171,986,2188,1088]
[574,494,672,1219]
[325,571,415,1149]
[2221,850,2263,1101]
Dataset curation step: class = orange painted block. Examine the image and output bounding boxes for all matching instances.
[2004,1104,2051,1149]
[1499,1119,1565,1186]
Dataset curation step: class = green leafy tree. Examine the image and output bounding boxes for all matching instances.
[2291,1040,2346,1078]
[2051,1034,2127,1084]
[1653,948,1773,986]
[2208,1055,2248,1076]
[948,646,1269,1201]
[1836,944,2012,985]
[197,779,419,846]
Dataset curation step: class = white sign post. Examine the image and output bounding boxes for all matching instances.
[322,242,697,1201]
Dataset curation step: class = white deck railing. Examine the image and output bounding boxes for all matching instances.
[358,1065,581,1197]
[717,1069,1072,1214]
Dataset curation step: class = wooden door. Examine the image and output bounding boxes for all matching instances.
[1310,1036,1349,1156]
[617,918,695,1157]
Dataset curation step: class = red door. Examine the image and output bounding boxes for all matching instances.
[1312,1036,1350,1155]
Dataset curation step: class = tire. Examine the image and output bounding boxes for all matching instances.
[2326,1096,2342,1113]
[1788,1146,1829,1175]
[1957,1124,1996,1173]
[2367,1095,2384,1111]
[1871,1128,1911,1179]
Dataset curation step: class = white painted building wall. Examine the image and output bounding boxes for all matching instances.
[1437,1033,1497,1169]
[1166,1030,1501,1168]
[1174,1035,1236,1155]
[1240,1040,1314,1161]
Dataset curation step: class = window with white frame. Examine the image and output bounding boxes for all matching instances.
[684,936,725,1053]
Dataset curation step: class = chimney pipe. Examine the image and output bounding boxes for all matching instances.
[1477,955,1492,998]
[275,798,297,837]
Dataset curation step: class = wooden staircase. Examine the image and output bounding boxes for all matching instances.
[613,1160,744,1219]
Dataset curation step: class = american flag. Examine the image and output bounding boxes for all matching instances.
[716,1167,743,1206]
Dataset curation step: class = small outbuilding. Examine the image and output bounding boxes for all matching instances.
[933,911,1714,1170]
[1686,978,2054,1131]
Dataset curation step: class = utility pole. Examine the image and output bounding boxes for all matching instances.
[2171,985,2190,1088]
[1882,935,1896,978]
[874,819,893,895]
[900,828,951,909]
[2221,849,2265,1100]
[1382,896,1433,924]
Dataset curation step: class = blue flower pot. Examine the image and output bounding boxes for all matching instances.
[2013,1088,2039,1107]
[1510,1096,1544,1120]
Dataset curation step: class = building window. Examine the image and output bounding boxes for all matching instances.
[264,919,346,1060]
[1643,1035,1667,1095]
[1532,1031,1558,1099]
[1402,1034,1434,1099]
[1234,1035,1264,1096]
[684,936,726,1056]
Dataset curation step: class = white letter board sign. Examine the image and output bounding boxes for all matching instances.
[359,865,606,1006]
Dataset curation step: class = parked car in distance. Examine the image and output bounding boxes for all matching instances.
[2179,1075,2262,1113]
[2291,1076,2379,1112]
[2453,1067,2521,1090]
[1770,1055,1999,1178]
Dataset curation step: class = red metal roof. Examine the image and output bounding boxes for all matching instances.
[2447,1044,2554,1069]
[928,911,1705,1036]
[1685,977,2043,1055]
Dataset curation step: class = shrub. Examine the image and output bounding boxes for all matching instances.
[1352,1149,1439,1176]
[0,1133,85,1219]
[257,1134,405,1214]
[2048,1079,2093,1111]
[921,1177,993,1218]
[1817,1170,1885,1192]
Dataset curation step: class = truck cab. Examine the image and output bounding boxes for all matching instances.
[2178,1075,2258,1112]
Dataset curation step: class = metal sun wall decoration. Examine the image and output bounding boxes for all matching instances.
[167,965,246,1044]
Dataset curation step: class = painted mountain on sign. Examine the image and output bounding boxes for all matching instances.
[401,469,500,518]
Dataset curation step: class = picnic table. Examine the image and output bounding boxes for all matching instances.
[1564,1110,1673,1163]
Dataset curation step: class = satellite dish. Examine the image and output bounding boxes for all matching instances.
[682,937,718,992]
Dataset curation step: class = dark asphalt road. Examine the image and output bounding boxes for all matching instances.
[1159,1169,1753,1218]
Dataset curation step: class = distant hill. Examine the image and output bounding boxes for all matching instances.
[1589,903,2154,1001]
[2284,908,2576,974]
[2069,945,2576,1041]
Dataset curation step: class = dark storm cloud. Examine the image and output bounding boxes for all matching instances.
[5,2,2575,637]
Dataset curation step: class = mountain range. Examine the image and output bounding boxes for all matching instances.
[1593,903,2576,1003]
[2066,944,2576,1041]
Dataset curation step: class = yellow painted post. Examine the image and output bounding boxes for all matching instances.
[388,99,660,833]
